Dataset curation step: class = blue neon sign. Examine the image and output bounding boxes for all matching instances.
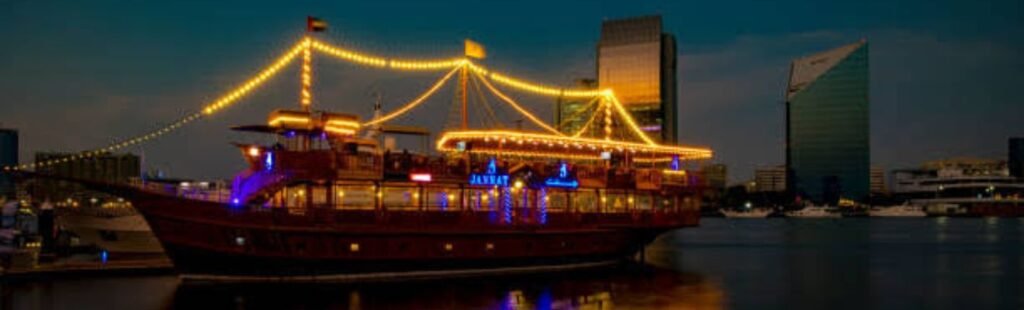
[469,158,509,186]
[544,162,579,188]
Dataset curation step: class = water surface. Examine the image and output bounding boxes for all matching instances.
[2,217,1021,309]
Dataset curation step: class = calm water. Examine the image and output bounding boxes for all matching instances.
[2,217,1022,309]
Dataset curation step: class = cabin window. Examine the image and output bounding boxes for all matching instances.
[467,188,497,211]
[311,187,328,207]
[284,185,308,209]
[349,243,360,253]
[485,242,495,251]
[333,184,375,210]
[382,186,418,210]
[606,191,629,212]
[548,190,569,211]
[443,243,453,251]
[636,193,654,211]
[573,191,598,213]
[425,187,461,211]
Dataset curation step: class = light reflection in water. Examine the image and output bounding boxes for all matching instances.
[165,263,723,310]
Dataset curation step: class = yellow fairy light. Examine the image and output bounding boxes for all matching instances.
[390,58,466,70]
[485,72,605,98]
[473,70,564,136]
[267,115,311,127]
[203,41,305,115]
[324,126,356,136]
[309,40,387,68]
[605,94,657,145]
[300,37,314,108]
[436,130,712,160]
[361,65,462,127]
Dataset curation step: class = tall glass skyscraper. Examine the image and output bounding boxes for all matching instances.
[786,40,869,203]
[595,15,678,143]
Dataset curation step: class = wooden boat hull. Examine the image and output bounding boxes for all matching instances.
[119,188,693,281]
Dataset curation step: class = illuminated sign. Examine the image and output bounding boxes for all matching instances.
[410,173,432,182]
[469,158,509,186]
[544,162,578,188]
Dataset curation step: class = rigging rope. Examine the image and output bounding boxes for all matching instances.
[472,70,564,136]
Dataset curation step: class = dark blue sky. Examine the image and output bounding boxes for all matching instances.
[1,0,1021,183]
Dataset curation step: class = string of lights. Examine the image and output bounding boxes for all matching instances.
[3,37,707,172]
[605,94,657,145]
[472,71,564,136]
[571,101,603,138]
[557,96,601,129]
[4,42,307,171]
[436,130,713,160]
[361,65,462,126]
[300,38,314,108]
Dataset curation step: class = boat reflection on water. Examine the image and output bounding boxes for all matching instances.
[171,263,724,309]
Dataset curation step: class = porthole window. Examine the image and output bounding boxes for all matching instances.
[444,243,453,251]
[350,243,360,252]
[235,236,246,246]
[485,242,495,251]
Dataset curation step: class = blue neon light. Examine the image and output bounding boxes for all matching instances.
[544,162,579,189]
[544,179,579,188]
[469,158,509,186]
[264,152,274,171]
[502,186,513,224]
[538,188,548,224]
[100,250,108,264]
[670,155,680,171]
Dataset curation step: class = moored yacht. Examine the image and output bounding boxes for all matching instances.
[868,203,926,217]
[784,205,841,218]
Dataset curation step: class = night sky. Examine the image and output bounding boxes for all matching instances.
[1,0,1021,183]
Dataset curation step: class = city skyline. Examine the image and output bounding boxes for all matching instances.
[1,1,1021,182]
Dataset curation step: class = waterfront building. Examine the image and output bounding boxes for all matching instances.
[32,152,140,203]
[0,128,17,199]
[1010,137,1024,178]
[754,165,786,192]
[785,40,870,204]
[892,158,1024,216]
[597,15,678,143]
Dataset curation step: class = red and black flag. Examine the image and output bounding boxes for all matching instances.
[307,16,327,32]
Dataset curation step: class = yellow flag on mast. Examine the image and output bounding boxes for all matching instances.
[464,39,486,59]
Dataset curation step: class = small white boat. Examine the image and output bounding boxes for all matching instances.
[721,208,772,218]
[785,205,841,218]
[57,206,164,255]
[869,203,926,217]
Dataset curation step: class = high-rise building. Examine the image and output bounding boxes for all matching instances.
[0,128,17,199]
[786,40,869,204]
[1010,138,1024,178]
[597,15,678,143]
[754,165,786,192]
[32,152,140,202]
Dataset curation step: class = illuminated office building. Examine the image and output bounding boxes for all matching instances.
[597,15,678,143]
